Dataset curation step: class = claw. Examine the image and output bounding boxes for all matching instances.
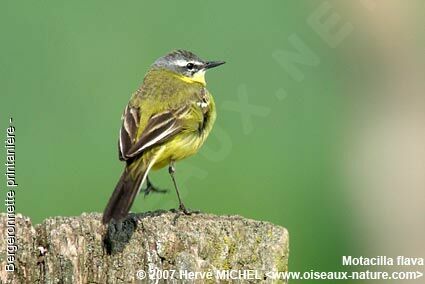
[141,176,168,196]
[179,204,191,215]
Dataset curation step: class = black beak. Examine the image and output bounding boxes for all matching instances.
[204,60,226,70]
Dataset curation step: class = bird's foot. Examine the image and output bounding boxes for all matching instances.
[179,204,191,215]
[176,204,200,215]
[171,206,200,224]
[141,183,168,197]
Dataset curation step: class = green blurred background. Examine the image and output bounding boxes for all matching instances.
[1,1,424,283]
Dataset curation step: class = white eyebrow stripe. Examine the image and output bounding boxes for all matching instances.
[174,59,202,67]
[174,59,189,66]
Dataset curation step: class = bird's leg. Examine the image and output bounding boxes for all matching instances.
[141,176,168,197]
[168,161,190,214]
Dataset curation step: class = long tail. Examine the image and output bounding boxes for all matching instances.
[102,163,148,224]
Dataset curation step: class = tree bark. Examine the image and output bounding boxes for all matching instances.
[0,211,289,283]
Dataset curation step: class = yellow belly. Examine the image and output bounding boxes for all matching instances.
[146,89,216,171]
[151,131,206,170]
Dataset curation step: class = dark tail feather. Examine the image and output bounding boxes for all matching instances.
[102,166,146,224]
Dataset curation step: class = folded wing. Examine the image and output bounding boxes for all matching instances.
[119,104,190,161]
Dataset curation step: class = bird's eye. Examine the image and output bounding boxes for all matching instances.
[186,63,194,70]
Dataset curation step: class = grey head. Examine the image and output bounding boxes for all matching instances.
[152,49,225,78]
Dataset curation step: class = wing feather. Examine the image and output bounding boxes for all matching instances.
[121,105,190,160]
[118,105,140,161]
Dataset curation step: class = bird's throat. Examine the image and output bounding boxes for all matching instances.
[176,71,206,86]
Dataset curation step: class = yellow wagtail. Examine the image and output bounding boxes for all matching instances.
[102,50,225,224]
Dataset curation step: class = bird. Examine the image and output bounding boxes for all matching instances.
[102,50,225,224]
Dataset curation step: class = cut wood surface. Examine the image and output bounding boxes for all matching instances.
[0,211,289,283]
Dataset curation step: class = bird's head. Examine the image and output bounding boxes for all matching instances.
[152,49,225,85]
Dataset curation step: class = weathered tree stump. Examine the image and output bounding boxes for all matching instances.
[0,211,289,283]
